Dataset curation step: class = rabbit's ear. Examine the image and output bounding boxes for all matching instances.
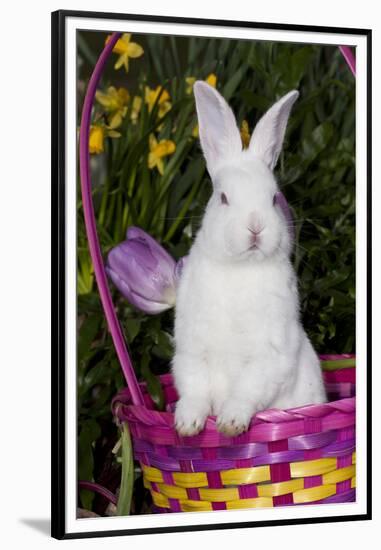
[249,90,299,170]
[193,81,242,175]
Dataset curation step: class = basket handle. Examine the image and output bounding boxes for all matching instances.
[78,35,354,408]
[79,32,144,406]
[339,46,356,76]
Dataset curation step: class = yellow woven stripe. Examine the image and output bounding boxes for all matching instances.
[143,464,271,488]
[258,478,304,497]
[293,484,337,504]
[142,465,164,483]
[227,497,273,509]
[180,500,213,512]
[172,471,208,488]
[148,481,241,502]
[150,489,170,508]
[198,487,239,501]
[150,488,213,511]
[155,483,188,500]
[351,476,356,488]
[290,457,337,477]
[143,453,356,492]
[142,465,208,488]
[220,466,270,485]
[291,453,355,478]
[323,465,355,485]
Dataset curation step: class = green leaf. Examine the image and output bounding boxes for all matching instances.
[301,122,334,162]
[125,318,142,343]
[140,352,165,410]
[223,66,248,101]
[78,315,101,365]
[116,423,134,516]
[78,419,101,510]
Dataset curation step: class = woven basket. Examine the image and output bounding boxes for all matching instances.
[78,33,356,515]
[112,355,355,512]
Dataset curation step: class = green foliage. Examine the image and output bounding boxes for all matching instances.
[76,33,355,514]
[116,424,134,516]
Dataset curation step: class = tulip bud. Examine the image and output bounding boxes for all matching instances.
[106,227,178,314]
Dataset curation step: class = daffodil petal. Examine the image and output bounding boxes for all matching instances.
[114,54,126,70]
[206,73,217,87]
[149,134,158,150]
[89,126,105,154]
[157,159,164,175]
[158,89,170,103]
[107,130,121,138]
[127,42,144,58]
[159,102,172,118]
[148,152,156,169]
[109,112,123,129]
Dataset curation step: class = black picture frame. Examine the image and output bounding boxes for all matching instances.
[51,9,372,540]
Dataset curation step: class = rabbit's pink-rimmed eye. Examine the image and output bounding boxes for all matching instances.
[221,192,229,205]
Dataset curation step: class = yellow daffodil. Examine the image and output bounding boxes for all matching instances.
[240,120,251,149]
[145,86,172,118]
[148,134,176,175]
[89,125,121,155]
[95,86,130,129]
[89,125,105,154]
[185,77,196,95]
[205,73,217,88]
[130,96,142,124]
[106,33,144,72]
[192,125,199,139]
[186,73,217,95]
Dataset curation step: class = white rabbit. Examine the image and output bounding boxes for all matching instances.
[172,82,326,437]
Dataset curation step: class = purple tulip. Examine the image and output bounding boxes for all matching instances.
[106,227,178,314]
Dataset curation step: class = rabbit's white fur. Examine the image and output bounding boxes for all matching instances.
[173,82,326,437]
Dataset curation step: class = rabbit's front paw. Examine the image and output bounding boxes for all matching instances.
[174,398,208,436]
[216,404,253,436]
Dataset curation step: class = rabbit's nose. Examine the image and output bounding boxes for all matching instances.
[247,226,263,247]
[247,226,263,237]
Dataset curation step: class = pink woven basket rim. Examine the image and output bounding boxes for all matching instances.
[112,355,355,446]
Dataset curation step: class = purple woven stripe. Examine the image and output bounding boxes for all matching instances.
[322,488,355,503]
[135,439,355,472]
[238,484,259,499]
[288,431,337,450]
[322,438,356,457]
[218,442,267,459]
[168,498,182,512]
[134,430,352,459]
[136,438,355,472]
[304,475,322,489]
[151,505,170,513]
[135,452,181,471]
